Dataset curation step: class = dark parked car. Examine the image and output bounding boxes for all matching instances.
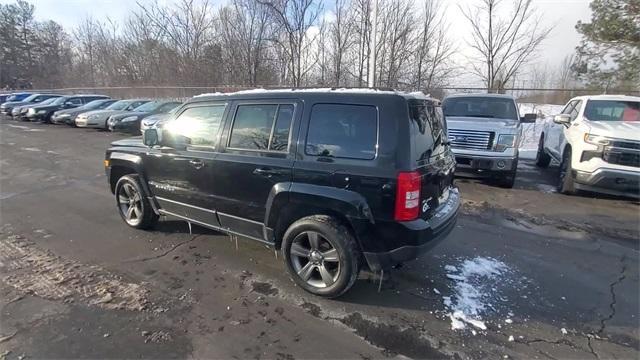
[15,97,59,121]
[51,99,118,125]
[0,94,11,104]
[104,89,459,298]
[1,93,61,116]
[26,94,110,123]
[139,112,172,133]
[108,100,182,134]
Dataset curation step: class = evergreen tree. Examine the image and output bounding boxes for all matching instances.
[573,0,640,89]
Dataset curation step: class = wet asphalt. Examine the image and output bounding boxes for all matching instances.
[0,119,638,359]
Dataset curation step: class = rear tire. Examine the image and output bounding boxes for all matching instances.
[558,148,575,195]
[535,135,551,168]
[281,215,360,298]
[115,175,158,229]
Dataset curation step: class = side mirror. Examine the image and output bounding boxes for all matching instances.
[553,114,571,126]
[520,113,537,123]
[143,128,160,147]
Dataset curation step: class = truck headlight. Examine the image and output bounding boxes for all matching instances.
[121,116,138,123]
[584,133,610,146]
[495,134,517,151]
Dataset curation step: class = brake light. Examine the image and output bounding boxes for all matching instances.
[394,171,421,221]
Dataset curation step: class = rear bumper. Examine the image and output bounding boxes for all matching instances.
[575,168,640,198]
[362,188,460,271]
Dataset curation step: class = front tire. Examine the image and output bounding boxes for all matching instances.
[558,148,575,194]
[535,135,551,167]
[497,171,516,188]
[115,175,158,229]
[281,215,360,298]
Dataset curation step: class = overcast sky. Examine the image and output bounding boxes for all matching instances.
[24,0,592,85]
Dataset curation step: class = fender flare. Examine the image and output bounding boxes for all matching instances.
[107,152,153,197]
[264,182,374,238]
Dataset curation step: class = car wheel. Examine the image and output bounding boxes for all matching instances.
[535,135,551,167]
[115,175,158,229]
[282,215,360,298]
[558,148,575,194]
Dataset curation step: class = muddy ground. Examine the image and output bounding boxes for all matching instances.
[0,120,638,359]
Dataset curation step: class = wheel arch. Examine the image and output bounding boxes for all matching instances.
[265,182,373,251]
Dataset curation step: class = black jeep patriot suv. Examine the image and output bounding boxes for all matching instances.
[105,89,459,297]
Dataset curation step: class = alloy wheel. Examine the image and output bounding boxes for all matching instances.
[289,231,341,288]
[118,182,143,225]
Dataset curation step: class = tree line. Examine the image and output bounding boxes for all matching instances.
[0,0,637,93]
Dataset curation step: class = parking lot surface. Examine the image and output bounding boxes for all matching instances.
[1,120,638,359]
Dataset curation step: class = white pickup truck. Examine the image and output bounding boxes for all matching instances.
[536,95,640,197]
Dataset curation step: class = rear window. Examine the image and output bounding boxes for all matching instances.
[409,99,445,161]
[443,96,519,120]
[305,104,377,160]
[584,100,640,122]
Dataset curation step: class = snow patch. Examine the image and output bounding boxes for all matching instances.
[195,87,429,99]
[443,257,511,331]
[22,147,41,152]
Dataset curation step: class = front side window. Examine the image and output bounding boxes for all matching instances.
[228,104,294,152]
[166,105,226,148]
[584,100,640,122]
[443,97,519,120]
[67,98,84,106]
[561,100,577,115]
[306,104,378,160]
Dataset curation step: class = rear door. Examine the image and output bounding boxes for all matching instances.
[210,100,298,241]
[144,102,228,227]
[409,99,456,220]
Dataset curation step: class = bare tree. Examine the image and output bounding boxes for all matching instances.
[259,0,323,87]
[413,0,455,91]
[217,0,274,86]
[328,0,355,86]
[461,0,552,92]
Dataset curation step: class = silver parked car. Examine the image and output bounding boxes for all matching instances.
[75,99,150,129]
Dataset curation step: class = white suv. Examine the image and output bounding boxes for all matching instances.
[536,95,640,197]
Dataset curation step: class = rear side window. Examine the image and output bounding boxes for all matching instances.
[228,104,294,152]
[306,104,377,160]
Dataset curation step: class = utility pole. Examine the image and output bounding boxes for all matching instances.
[367,0,377,88]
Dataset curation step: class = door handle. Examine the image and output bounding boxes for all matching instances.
[253,167,278,176]
[189,159,205,169]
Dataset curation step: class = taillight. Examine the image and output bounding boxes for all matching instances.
[394,171,421,221]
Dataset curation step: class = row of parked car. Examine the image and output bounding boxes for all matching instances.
[0,92,181,134]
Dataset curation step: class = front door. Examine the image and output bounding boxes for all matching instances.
[144,103,228,227]
[211,100,299,242]
[548,100,577,159]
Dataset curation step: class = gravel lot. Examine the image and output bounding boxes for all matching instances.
[1,119,638,359]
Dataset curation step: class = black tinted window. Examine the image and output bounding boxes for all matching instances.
[306,104,377,160]
[166,105,225,147]
[229,104,278,150]
[228,104,294,152]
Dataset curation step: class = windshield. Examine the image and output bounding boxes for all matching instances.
[443,96,519,120]
[584,100,640,122]
[51,97,67,105]
[133,101,160,112]
[21,94,40,102]
[105,100,130,110]
[38,98,57,105]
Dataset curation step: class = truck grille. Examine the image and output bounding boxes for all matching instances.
[602,139,640,168]
[448,129,494,150]
[603,148,640,168]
